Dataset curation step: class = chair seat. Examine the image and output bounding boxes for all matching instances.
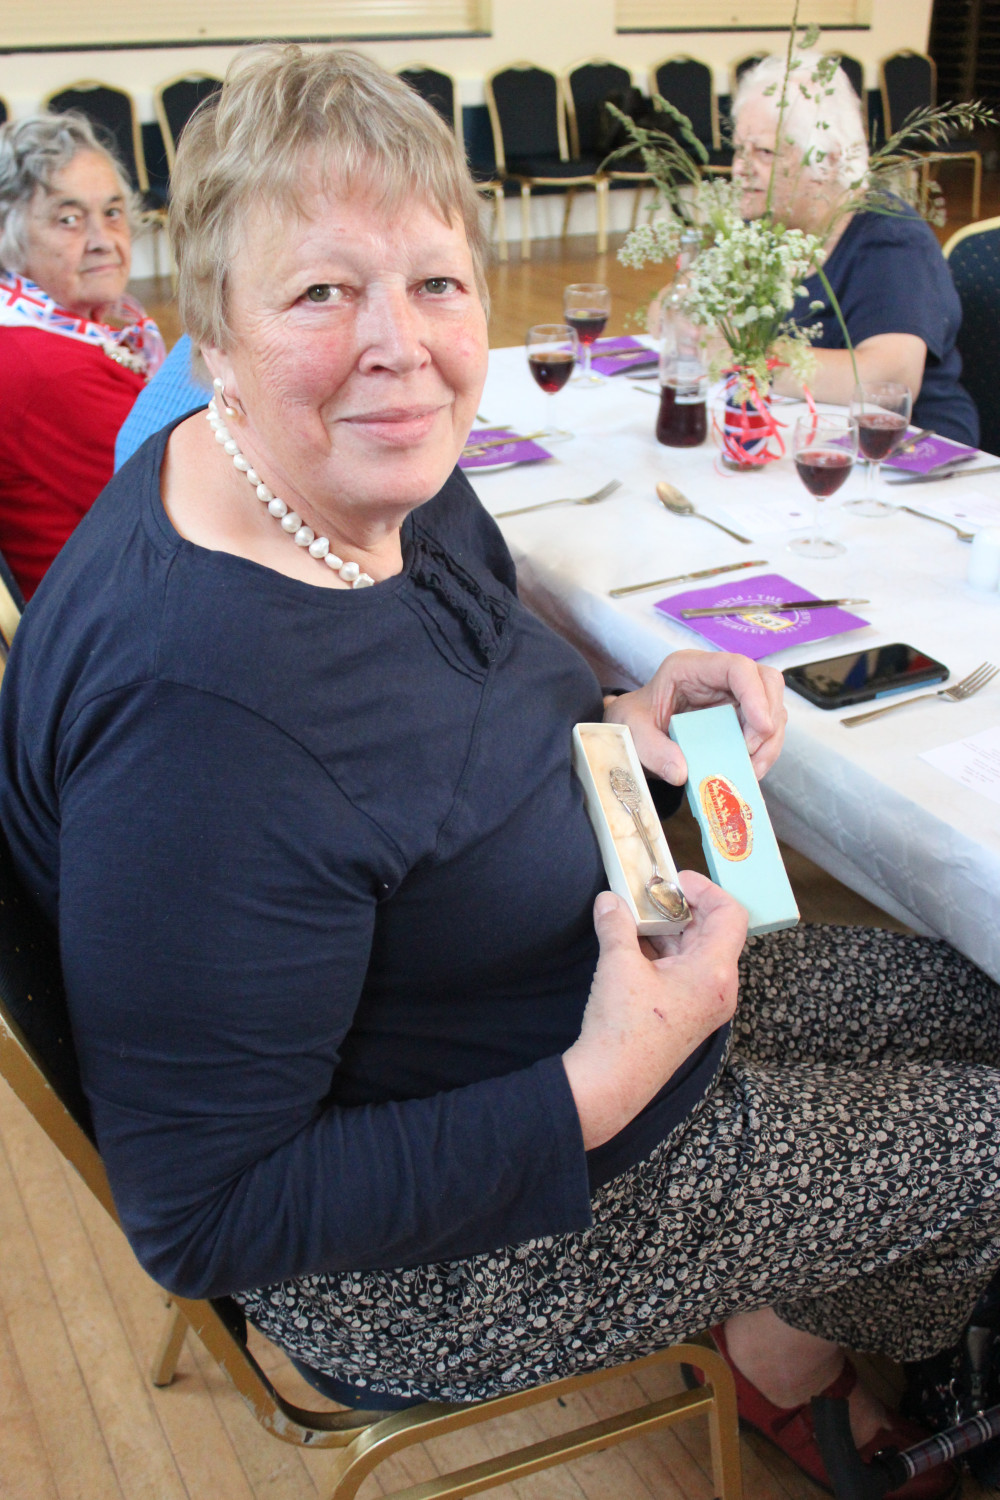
[506,154,602,179]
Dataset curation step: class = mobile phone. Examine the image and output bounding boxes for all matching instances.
[783,644,949,709]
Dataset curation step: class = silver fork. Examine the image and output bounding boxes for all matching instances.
[493,480,622,519]
[841,662,998,727]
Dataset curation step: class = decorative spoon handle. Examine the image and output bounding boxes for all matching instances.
[610,768,660,870]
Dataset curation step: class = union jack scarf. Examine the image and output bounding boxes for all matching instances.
[0,269,165,378]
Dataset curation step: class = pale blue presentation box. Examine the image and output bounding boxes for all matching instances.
[668,704,799,936]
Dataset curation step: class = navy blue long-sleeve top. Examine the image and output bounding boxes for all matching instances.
[791,198,979,445]
[0,424,726,1299]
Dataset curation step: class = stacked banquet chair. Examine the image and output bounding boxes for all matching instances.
[880,50,982,221]
[564,59,654,228]
[397,64,507,261]
[650,56,733,175]
[153,72,222,171]
[484,62,609,258]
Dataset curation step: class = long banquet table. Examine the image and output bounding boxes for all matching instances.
[465,343,1000,982]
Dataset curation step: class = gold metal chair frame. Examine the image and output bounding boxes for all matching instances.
[484,63,609,260]
[0,569,20,686]
[0,846,743,1499]
[942,211,1000,259]
[879,50,982,222]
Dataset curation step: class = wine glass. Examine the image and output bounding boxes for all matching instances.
[846,380,912,517]
[788,413,858,559]
[562,283,611,385]
[526,323,578,441]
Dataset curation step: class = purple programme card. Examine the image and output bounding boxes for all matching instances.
[458,428,552,471]
[589,337,659,377]
[654,573,869,660]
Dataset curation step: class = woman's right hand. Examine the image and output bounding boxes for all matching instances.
[562,874,747,1150]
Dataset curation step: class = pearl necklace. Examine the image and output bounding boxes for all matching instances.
[206,399,375,588]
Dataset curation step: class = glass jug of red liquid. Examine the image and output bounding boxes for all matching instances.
[657,326,708,447]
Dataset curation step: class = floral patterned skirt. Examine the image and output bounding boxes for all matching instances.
[236,926,1000,1404]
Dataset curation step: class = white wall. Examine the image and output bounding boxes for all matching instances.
[0,0,933,273]
[0,0,933,118]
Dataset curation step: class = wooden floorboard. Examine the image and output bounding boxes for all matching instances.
[4,186,998,1495]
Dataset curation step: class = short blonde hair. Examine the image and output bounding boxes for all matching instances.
[169,45,490,351]
[733,52,868,190]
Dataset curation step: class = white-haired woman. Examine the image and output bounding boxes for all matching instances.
[4,46,1000,1500]
[0,112,164,598]
[732,53,978,443]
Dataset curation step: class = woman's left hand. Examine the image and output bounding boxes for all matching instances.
[603,649,786,785]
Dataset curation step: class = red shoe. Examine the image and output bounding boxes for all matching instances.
[706,1323,959,1500]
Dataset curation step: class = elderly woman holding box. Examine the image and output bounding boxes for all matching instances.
[2,45,999,1499]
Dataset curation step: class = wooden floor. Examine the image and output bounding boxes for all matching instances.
[3,166,996,1500]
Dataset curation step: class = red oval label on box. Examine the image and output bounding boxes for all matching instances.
[699,775,753,862]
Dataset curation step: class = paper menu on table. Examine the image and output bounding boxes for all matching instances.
[654,573,869,660]
[899,491,1000,530]
[920,726,1000,806]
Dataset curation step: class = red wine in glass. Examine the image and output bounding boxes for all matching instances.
[848,381,912,516]
[857,411,908,462]
[789,415,858,559]
[794,449,854,498]
[563,283,610,383]
[565,310,609,346]
[656,381,707,447]
[528,350,575,393]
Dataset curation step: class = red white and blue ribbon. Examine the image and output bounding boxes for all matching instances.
[0,270,165,377]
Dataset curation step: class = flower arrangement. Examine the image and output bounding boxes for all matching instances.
[608,6,995,413]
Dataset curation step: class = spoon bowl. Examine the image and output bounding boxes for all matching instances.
[655,481,753,545]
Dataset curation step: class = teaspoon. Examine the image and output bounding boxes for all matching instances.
[656,481,753,545]
[609,767,691,922]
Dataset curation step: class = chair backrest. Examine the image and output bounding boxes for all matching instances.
[564,59,633,158]
[397,64,461,146]
[651,55,718,149]
[880,50,936,139]
[485,63,566,168]
[154,73,222,172]
[729,52,767,100]
[43,80,148,193]
[943,216,1000,456]
[825,52,865,103]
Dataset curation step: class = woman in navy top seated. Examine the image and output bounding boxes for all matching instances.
[2,45,999,1500]
[732,53,979,444]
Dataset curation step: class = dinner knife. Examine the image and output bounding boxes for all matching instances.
[609,560,769,597]
[680,597,868,619]
[885,462,1000,485]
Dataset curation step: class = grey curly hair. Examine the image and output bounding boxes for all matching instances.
[0,111,137,275]
[732,52,869,190]
[169,44,491,352]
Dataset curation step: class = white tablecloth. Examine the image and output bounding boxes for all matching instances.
[465,344,1000,980]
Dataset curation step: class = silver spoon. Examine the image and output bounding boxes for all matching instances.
[609,767,691,922]
[656,481,753,544]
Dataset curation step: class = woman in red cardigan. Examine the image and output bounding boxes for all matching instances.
[0,111,163,599]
